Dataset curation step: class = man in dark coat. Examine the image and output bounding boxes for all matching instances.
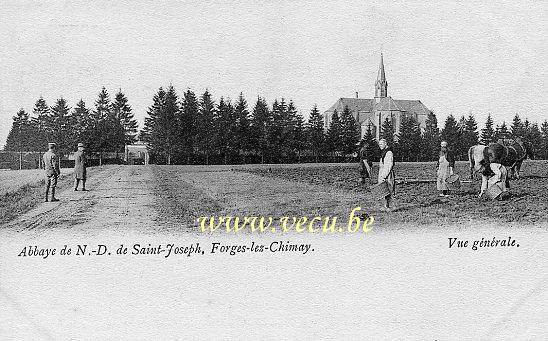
[43,142,60,202]
[74,143,87,191]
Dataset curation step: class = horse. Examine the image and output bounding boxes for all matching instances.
[468,138,534,180]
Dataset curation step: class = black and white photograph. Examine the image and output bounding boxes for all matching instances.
[1,1,547,339]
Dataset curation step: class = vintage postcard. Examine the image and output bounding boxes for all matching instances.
[1,1,547,339]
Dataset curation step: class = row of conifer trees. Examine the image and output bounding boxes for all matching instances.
[4,87,138,164]
[5,85,548,164]
[139,86,361,164]
[367,111,548,162]
[141,86,548,164]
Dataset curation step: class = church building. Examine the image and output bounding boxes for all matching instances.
[324,54,432,141]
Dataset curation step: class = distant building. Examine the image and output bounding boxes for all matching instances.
[324,54,432,140]
[124,141,149,165]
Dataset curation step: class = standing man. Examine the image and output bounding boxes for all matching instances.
[43,142,60,202]
[378,138,395,211]
[74,143,87,191]
[359,143,373,185]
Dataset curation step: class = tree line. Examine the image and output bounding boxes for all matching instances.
[4,87,138,164]
[141,84,547,164]
[5,85,548,164]
[361,111,548,162]
[140,86,357,164]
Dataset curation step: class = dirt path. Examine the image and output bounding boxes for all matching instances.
[3,166,161,237]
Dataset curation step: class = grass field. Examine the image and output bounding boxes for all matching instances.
[238,160,548,226]
[2,160,547,228]
[146,160,548,229]
[0,168,74,196]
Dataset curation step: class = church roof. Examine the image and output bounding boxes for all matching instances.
[327,98,375,113]
[326,97,431,116]
[393,99,431,115]
[375,96,400,111]
[324,54,432,126]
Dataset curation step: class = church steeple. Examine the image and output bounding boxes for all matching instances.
[375,53,388,99]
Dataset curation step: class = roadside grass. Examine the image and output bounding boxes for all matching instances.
[1,175,68,225]
[0,168,96,225]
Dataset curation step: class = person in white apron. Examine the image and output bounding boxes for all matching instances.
[378,138,395,211]
[480,162,508,199]
[437,141,455,196]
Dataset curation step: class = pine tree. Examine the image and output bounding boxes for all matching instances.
[4,109,32,169]
[360,123,380,161]
[284,100,299,162]
[523,118,531,137]
[495,121,509,140]
[452,115,467,160]
[112,90,138,146]
[465,113,479,146]
[29,96,50,151]
[233,93,251,163]
[94,87,112,120]
[268,99,285,162]
[441,114,459,149]
[306,104,325,162]
[91,87,114,164]
[540,120,548,160]
[325,110,343,160]
[214,97,236,164]
[195,90,216,164]
[71,99,92,149]
[421,111,440,161]
[526,122,542,158]
[5,109,31,152]
[249,97,270,163]
[179,89,199,164]
[49,98,71,157]
[380,116,395,148]
[106,96,126,160]
[158,85,180,164]
[511,114,524,138]
[340,105,360,158]
[292,111,306,163]
[141,87,166,162]
[480,114,495,145]
[452,113,479,160]
[397,114,421,161]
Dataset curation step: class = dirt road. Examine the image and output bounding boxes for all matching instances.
[3,166,163,236]
[1,165,547,340]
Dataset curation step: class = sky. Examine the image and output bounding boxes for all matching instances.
[1,0,547,148]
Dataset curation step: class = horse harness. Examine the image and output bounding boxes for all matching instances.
[485,139,526,169]
[499,139,526,168]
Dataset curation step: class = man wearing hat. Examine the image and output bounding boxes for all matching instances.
[74,143,87,191]
[43,142,60,202]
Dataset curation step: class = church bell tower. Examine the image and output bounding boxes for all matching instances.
[374,53,388,100]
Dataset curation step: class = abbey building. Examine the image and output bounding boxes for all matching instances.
[324,54,432,140]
